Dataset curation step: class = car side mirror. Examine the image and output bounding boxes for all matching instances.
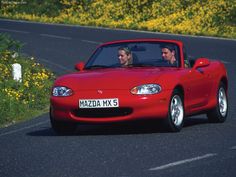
[193,58,210,70]
[75,62,85,71]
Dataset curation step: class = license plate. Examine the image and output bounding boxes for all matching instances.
[79,98,119,108]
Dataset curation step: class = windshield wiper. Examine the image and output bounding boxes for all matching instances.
[85,65,110,69]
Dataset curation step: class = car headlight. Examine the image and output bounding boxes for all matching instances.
[131,84,161,95]
[52,86,73,96]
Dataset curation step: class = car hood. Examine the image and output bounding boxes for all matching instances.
[55,67,175,90]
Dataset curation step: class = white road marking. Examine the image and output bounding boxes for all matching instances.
[230,146,236,150]
[220,60,230,64]
[40,33,71,40]
[0,120,49,137]
[1,18,236,42]
[0,27,29,34]
[149,153,217,171]
[38,58,72,72]
[81,40,102,45]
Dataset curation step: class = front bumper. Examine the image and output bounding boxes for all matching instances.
[50,89,172,123]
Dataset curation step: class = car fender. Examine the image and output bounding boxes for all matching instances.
[155,70,184,91]
[207,61,228,109]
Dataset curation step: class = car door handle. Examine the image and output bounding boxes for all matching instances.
[197,68,204,74]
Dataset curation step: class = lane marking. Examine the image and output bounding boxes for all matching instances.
[81,39,102,45]
[220,60,230,64]
[1,19,236,42]
[20,53,72,73]
[0,27,29,34]
[149,153,217,171]
[38,58,72,73]
[40,33,71,40]
[0,120,49,137]
[230,146,236,150]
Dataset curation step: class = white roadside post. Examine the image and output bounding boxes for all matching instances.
[12,63,22,82]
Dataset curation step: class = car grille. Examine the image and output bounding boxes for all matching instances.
[72,108,133,118]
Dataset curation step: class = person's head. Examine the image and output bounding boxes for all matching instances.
[118,47,132,66]
[161,44,176,64]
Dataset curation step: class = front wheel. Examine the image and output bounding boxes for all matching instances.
[207,82,228,123]
[164,90,184,132]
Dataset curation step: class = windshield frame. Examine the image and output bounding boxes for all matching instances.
[84,41,181,69]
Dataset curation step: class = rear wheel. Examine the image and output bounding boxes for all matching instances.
[164,90,184,132]
[207,82,228,123]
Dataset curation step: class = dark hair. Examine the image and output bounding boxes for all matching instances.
[161,44,175,52]
[118,46,131,55]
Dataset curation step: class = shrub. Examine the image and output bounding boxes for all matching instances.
[0,0,235,38]
[0,34,55,127]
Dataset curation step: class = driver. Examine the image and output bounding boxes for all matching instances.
[161,44,177,66]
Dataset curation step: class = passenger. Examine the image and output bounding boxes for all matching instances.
[161,44,177,66]
[118,47,132,67]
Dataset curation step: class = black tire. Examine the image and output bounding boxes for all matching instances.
[50,110,77,135]
[207,82,228,123]
[164,89,184,132]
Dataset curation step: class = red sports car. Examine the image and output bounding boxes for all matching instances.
[50,39,228,134]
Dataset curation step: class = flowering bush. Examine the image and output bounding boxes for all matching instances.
[0,0,235,38]
[0,34,55,127]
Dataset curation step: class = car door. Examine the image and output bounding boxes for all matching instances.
[183,66,213,112]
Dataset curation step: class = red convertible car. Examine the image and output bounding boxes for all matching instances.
[50,39,228,134]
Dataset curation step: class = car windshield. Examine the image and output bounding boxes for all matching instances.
[85,41,180,69]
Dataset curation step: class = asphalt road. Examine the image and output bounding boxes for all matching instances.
[0,19,236,177]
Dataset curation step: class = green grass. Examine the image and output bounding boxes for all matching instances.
[0,33,55,127]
